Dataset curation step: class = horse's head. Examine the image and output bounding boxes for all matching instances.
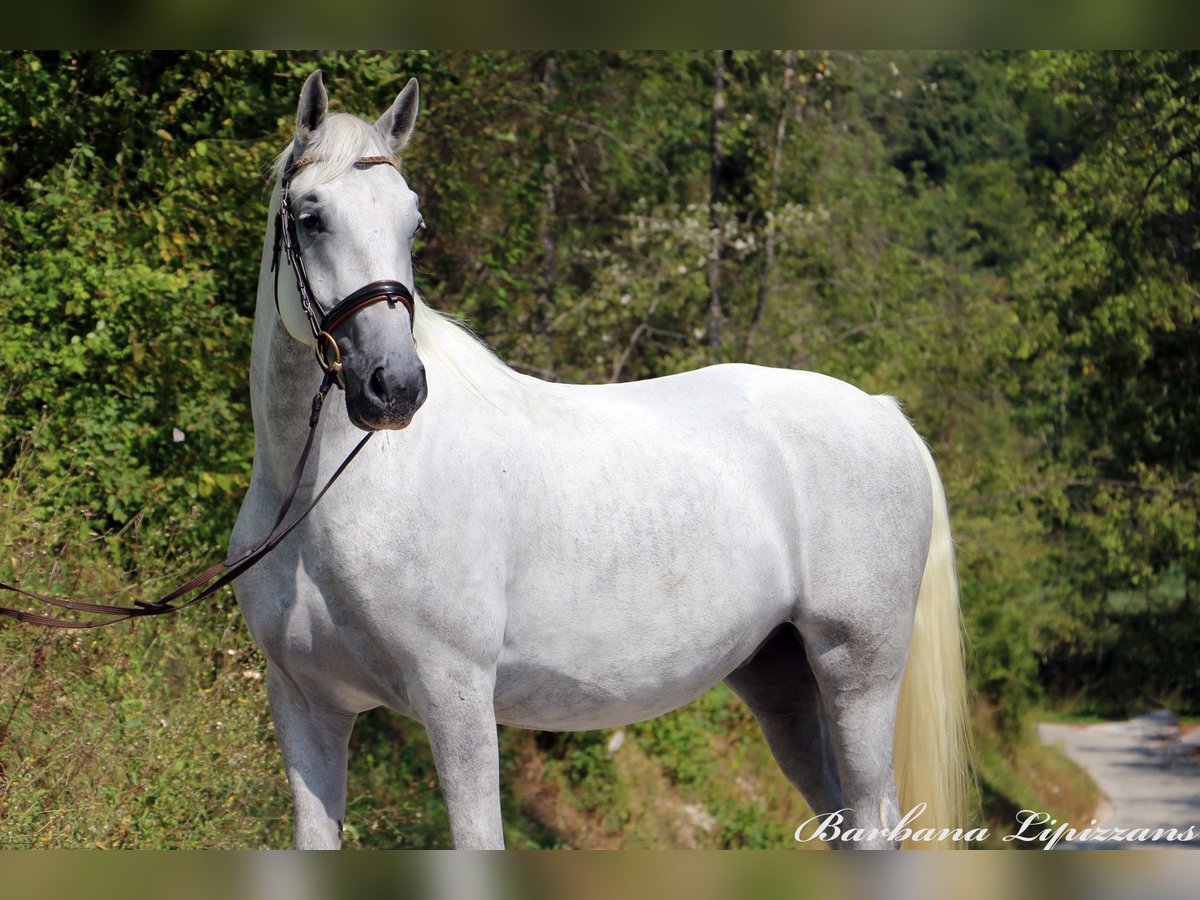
[274,70,428,432]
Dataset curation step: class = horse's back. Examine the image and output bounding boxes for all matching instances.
[553,362,930,526]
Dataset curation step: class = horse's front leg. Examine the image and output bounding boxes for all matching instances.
[266,667,357,849]
[410,659,504,849]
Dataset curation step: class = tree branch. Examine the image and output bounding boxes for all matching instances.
[610,294,662,383]
[746,50,797,359]
[705,50,729,362]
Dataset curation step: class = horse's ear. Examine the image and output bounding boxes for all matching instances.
[296,70,328,145]
[376,78,419,152]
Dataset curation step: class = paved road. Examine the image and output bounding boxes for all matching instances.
[1038,711,1200,849]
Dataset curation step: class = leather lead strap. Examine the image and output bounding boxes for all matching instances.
[0,372,372,629]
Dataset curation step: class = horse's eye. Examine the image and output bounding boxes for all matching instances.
[413,216,426,237]
[298,211,321,231]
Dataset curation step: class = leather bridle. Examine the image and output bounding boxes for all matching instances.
[272,153,417,381]
[0,153,416,628]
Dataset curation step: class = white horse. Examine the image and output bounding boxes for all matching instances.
[232,71,970,850]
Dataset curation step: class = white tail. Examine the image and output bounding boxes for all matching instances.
[879,398,972,848]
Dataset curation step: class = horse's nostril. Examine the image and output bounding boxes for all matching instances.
[369,366,388,400]
[359,358,426,418]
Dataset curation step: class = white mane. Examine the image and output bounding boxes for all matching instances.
[411,295,518,393]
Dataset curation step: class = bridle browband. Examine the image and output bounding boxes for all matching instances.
[271,153,417,380]
[0,152,416,628]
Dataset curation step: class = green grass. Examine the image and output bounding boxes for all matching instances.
[1034,702,1200,727]
[1031,707,1113,726]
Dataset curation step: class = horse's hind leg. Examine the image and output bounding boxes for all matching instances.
[797,616,909,850]
[266,667,357,849]
[724,625,843,820]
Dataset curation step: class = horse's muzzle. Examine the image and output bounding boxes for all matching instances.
[344,354,428,431]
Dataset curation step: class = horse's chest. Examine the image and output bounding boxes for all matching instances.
[236,543,426,714]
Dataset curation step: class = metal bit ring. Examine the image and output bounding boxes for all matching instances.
[315,330,343,374]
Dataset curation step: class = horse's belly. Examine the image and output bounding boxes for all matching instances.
[491,594,787,730]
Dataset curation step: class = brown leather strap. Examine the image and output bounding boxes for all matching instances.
[0,371,373,629]
[322,280,415,335]
[290,154,400,172]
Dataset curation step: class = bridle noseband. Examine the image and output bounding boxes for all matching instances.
[271,153,417,383]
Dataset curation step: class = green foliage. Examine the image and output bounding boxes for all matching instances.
[890,52,1028,185]
[1010,52,1200,711]
[719,803,779,849]
[628,686,755,789]
[630,710,712,787]
[534,730,626,822]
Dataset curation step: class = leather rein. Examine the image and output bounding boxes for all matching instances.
[0,153,415,629]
